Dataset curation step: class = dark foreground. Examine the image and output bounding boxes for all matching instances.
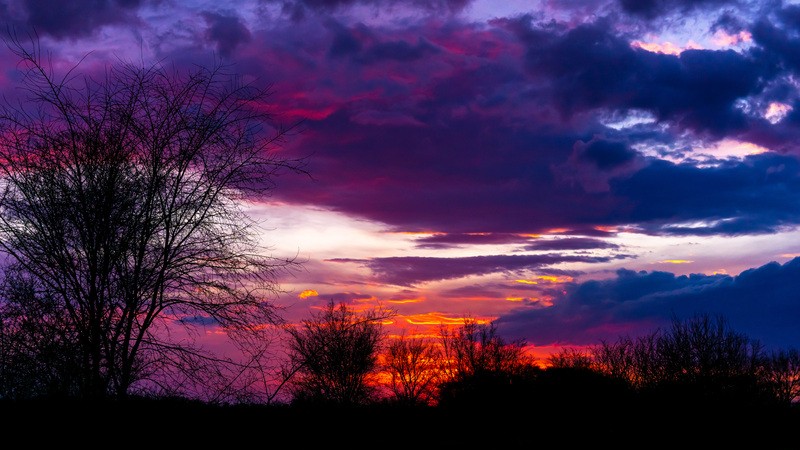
[1,397,797,448]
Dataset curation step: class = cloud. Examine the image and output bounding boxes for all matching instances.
[617,0,739,20]
[496,257,800,350]
[524,237,619,251]
[413,233,534,249]
[613,152,800,235]
[5,0,142,39]
[278,0,471,13]
[202,11,251,58]
[515,18,770,135]
[329,253,629,286]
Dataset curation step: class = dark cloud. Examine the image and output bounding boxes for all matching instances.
[414,233,534,249]
[329,254,628,286]
[524,237,619,251]
[617,0,739,20]
[496,257,800,351]
[312,291,375,303]
[282,0,471,13]
[578,139,638,170]
[439,284,506,299]
[179,315,219,326]
[614,152,800,235]
[202,11,252,58]
[327,22,439,63]
[516,19,771,135]
[9,0,142,39]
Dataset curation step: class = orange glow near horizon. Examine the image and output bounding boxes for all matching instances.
[659,259,693,264]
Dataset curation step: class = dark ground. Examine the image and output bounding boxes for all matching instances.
[0,397,797,448]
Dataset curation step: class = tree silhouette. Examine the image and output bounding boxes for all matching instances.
[437,319,537,409]
[589,313,775,409]
[761,348,800,406]
[286,300,394,406]
[0,35,305,400]
[384,330,440,406]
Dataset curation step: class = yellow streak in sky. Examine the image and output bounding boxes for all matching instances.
[537,275,574,283]
[659,259,693,264]
[505,297,525,302]
[386,297,425,304]
[403,313,494,326]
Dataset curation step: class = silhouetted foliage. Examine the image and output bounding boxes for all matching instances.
[0,34,305,400]
[285,301,394,406]
[384,331,440,406]
[0,268,82,398]
[761,348,800,406]
[591,314,778,409]
[437,319,538,409]
[547,347,594,370]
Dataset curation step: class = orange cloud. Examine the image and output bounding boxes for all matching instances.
[659,259,693,264]
[402,312,494,326]
[298,289,319,299]
[386,297,425,304]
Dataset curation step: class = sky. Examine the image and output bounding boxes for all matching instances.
[2,0,800,358]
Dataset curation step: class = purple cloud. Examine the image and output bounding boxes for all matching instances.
[496,257,800,351]
[524,237,620,251]
[328,253,629,286]
[4,0,142,39]
[413,233,534,249]
[617,0,738,20]
[202,11,252,58]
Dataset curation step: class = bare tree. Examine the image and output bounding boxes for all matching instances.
[657,314,763,384]
[384,330,440,406]
[438,318,534,383]
[436,318,537,409]
[286,300,394,406]
[761,348,800,406]
[0,35,305,400]
[547,347,594,370]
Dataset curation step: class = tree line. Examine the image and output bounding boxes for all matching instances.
[282,302,800,411]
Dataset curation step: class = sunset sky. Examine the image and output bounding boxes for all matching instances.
[2,0,800,358]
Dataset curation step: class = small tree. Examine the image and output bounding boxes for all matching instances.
[384,331,440,406]
[286,300,394,406]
